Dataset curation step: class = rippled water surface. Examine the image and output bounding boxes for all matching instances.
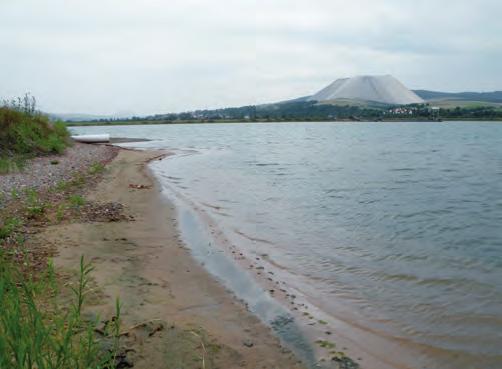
[73,122,502,368]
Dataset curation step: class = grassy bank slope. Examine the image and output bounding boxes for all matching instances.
[0,107,70,173]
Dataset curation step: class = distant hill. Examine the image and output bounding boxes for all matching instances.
[308,75,424,105]
[48,112,135,122]
[48,113,116,122]
[414,90,502,103]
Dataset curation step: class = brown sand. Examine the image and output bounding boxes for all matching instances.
[37,148,307,369]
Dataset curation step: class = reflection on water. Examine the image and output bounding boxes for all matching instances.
[73,122,502,369]
[175,198,318,367]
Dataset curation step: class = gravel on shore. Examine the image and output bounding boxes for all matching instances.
[0,143,118,202]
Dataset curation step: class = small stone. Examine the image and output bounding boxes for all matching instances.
[242,339,254,347]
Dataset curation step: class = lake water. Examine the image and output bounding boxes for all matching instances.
[72,122,502,369]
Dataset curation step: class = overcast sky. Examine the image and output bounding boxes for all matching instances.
[1,0,501,115]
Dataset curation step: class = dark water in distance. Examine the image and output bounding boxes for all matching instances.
[73,122,502,368]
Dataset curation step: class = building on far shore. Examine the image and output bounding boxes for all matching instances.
[431,106,440,120]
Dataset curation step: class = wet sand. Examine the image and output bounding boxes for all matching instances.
[37,148,307,369]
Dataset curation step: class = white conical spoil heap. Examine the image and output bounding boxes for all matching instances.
[308,75,424,105]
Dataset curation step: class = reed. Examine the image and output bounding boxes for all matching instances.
[0,255,120,369]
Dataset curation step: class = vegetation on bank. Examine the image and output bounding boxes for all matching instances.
[0,95,70,173]
[0,160,124,368]
[0,255,122,369]
[0,155,234,369]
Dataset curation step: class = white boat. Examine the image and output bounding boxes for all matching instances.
[71,134,110,143]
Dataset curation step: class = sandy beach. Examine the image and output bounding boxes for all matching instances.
[32,148,308,369]
[2,2,500,367]
[5,123,498,369]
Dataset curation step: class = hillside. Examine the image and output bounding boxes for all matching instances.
[423,100,502,110]
[414,90,502,103]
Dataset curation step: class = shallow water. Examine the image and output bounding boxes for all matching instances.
[73,122,502,368]
[175,200,318,366]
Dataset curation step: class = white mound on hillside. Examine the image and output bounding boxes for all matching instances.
[308,75,424,105]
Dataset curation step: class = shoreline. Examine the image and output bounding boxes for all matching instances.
[150,151,418,369]
[149,147,495,369]
[37,148,310,369]
[3,141,491,368]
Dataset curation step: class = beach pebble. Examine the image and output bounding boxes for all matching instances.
[0,143,117,203]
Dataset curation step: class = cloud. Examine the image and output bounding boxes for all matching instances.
[0,0,500,114]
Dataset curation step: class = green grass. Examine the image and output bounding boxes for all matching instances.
[55,204,66,223]
[24,188,46,219]
[0,106,71,174]
[0,143,125,367]
[68,195,86,208]
[0,156,28,174]
[54,174,85,193]
[0,217,22,240]
[429,99,502,109]
[88,162,105,175]
[0,255,121,369]
[11,188,20,199]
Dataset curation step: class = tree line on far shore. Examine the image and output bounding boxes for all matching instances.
[85,101,502,124]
